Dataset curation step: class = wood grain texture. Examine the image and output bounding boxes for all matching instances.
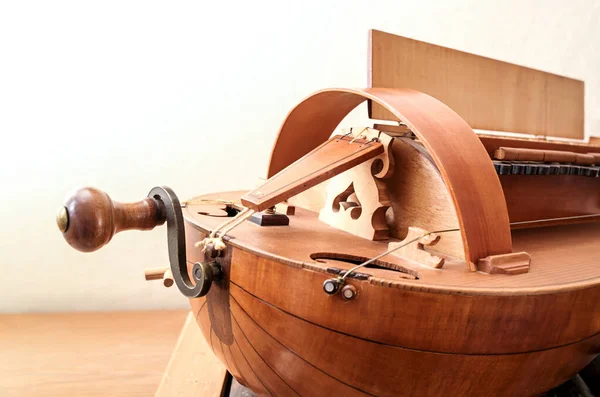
[242,135,383,212]
[229,282,599,397]
[500,174,600,223]
[185,193,600,292]
[477,251,531,275]
[385,137,464,259]
[318,130,393,240]
[480,134,600,156]
[61,187,166,252]
[183,224,599,396]
[267,87,512,269]
[494,146,597,164]
[368,29,585,139]
[388,136,600,230]
[388,226,445,268]
[227,248,600,355]
[0,311,187,397]
[181,196,600,396]
[181,217,600,352]
[156,312,228,397]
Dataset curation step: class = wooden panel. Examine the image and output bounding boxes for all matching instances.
[230,317,300,396]
[0,311,187,397]
[229,299,368,397]
[385,138,464,259]
[243,135,383,212]
[185,193,600,290]
[390,137,600,230]
[229,248,600,355]
[500,174,600,223]
[480,135,600,156]
[183,199,600,396]
[230,282,600,397]
[368,29,585,139]
[156,312,228,397]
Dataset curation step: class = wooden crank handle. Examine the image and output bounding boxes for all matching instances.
[57,187,167,252]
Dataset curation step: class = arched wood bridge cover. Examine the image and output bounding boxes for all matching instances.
[267,88,513,269]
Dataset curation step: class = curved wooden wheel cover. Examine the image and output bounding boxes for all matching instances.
[267,88,512,269]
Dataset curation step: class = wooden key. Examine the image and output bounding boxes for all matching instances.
[241,135,383,212]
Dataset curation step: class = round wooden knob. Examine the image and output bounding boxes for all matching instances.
[58,187,166,252]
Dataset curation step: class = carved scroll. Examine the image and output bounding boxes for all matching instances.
[319,129,394,240]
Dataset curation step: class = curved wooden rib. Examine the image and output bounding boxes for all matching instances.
[230,298,370,397]
[229,282,600,397]
[267,88,512,269]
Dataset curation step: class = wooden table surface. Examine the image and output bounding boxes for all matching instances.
[0,310,188,397]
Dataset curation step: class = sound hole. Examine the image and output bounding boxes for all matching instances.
[310,252,419,279]
[198,205,240,218]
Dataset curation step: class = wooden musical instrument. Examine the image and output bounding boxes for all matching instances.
[56,30,599,396]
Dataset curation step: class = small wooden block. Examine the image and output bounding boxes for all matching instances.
[275,202,296,215]
[373,123,414,137]
[477,252,531,275]
[249,211,290,226]
[388,226,445,268]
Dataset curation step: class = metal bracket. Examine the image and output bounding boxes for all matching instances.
[148,186,218,298]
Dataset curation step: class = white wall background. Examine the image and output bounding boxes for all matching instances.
[0,0,598,313]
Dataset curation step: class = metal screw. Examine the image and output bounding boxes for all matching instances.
[193,264,204,281]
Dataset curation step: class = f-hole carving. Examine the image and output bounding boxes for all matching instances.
[332,182,362,220]
[319,130,394,240]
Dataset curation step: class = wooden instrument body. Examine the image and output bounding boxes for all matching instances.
[183,194,600,397]
[182,87,600,396]
[57,87,600,396]
[55,29,600,397]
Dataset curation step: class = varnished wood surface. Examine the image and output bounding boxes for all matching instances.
[182,223,599,396]
[185,192,600,291]
[242,135,383,212]
[267,87,512,270]
[226,283,598,397]
[385,138,464,258]
[317,130,394,241]
[368,29,585,139]
[494,146,597,164]
[0,310,188,397]
[500,174,600,223]
[183,202,600,355]
[61,187,166,252]
[480,134,600,155]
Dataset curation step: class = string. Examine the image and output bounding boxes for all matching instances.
[339,213,600,281]
[340,228,460,282]
[510,213,600,226]
[217,209,256,238]
[209,207,252,239]
[253,135,380,201]
[195,207,255,252]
